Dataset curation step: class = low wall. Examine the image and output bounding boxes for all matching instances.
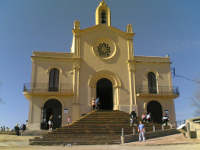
[0,131,16,135]
[122,129,180,143]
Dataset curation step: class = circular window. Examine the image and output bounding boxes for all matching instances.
[93,38,116,59]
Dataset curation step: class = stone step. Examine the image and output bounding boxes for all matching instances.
[80,117,129,120]
[74,121,129,124]
[58,126,160,130]
[30,110,172,145]
[32,135,121,140]
[30,140,121,145]
[48,131,133,134]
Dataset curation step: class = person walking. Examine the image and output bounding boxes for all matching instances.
[138,121,145,142]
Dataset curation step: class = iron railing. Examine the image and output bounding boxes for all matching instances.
[23,83,74,94]
[176,120,186,127]
[136,85,179,96]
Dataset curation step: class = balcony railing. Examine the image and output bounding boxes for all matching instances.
[23,83,74,94]
[136,85,179,97]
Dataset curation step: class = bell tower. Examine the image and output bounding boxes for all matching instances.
[95,0,111,26]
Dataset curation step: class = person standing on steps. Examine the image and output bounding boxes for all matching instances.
[131,110,137,125]
[162,113,169,126]
[146,113,151,123]
[95,97,100,110]
[48,115,53,130]
[68,116,71,124]
[92,98,95,110]
[14,124,20,136]
[138,121,145,142]
[142,113,146,123]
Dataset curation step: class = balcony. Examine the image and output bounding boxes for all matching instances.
[23,83,74,99]
[136,85,179,98]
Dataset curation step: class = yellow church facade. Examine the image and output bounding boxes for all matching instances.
[23,1,179,130]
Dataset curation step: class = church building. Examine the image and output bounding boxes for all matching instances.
[23,1,179,130]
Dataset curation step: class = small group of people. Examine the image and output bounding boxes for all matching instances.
[1,126,11,131]
[129,110,146,142]
[137,113,170,142]
[141,113,151,123]
[130,111,152,127]
[92,97,100,110]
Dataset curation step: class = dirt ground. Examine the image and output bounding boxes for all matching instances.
[0,133,200,150]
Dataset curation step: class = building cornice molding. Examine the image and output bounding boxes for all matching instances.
[72,25,135,40]
[31,51,77,62]
[135,61,172,64]
[31,56,74,62]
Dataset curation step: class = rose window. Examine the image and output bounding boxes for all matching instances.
[97,43,111,57]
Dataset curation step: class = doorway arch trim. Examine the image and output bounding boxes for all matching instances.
[88,70,121,87]
[41,96,65,109]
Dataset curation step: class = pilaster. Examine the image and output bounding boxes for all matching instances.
[129,63,137,110]
[73,65,80,104]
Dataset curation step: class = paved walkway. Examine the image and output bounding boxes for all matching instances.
[0,133,200,150]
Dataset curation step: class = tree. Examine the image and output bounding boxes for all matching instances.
[191,78,200,116]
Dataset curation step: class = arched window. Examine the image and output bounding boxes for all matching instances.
[148,72,157,94]
[101,10,106,24]
[49,68,59,91]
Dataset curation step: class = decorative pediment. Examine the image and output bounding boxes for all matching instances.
[72,25,135,40]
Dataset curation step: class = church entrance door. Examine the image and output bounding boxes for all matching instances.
[147,101,162,123]
[42,99,62,129]
[96,78,113,110]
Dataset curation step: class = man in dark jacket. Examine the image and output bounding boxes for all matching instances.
[162,113,169,126]
[14,124,20,136]
[131,110,137,125]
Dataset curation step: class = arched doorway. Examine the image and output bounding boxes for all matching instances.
[96,78,113,109]
[147,101,162,123]
[42,99,62,129]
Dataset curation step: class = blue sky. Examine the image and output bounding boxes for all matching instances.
[0,0,200,129]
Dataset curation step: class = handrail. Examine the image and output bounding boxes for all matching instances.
[136,85,179,95]
[23,83,74,93]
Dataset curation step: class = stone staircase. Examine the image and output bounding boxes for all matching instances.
[29,110,171,145]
